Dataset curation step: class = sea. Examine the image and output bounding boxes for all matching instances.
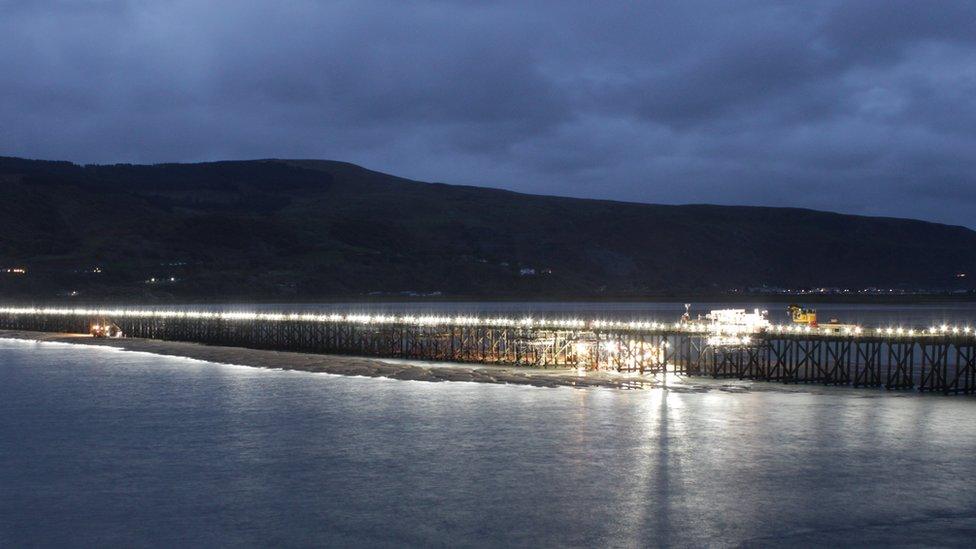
[2,302,976,546]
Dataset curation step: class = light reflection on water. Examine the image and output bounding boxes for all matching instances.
[2,339,976,547]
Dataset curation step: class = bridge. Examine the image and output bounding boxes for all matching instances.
[1,306,974,394]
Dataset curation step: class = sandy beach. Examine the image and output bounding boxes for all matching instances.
[0,330,699,390]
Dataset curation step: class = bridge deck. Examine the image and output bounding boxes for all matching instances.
[1,307,974,394]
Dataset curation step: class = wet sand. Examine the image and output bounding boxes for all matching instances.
[0,330,696,390]
[0,330,899,396]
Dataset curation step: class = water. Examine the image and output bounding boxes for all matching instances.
[2,339,976,547]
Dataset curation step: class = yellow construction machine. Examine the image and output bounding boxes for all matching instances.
[787,304,818,326]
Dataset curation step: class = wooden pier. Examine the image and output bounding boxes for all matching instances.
[1,307,974,394]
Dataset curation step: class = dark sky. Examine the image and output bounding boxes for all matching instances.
[2,1,974,227]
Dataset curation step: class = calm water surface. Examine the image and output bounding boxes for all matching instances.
[2,339,976,547]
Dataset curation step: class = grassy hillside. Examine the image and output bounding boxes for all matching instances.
[0,156,974,301]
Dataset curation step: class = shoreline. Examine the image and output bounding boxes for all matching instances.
[0,331,924,397]
[0,330,689,390]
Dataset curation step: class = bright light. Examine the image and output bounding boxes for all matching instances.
[0,307,972,346]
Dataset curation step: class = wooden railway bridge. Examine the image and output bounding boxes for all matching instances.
[1,307,974,395]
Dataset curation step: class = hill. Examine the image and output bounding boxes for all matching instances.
[0,156,974,301]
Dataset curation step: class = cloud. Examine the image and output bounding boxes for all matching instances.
[0,0,974,226]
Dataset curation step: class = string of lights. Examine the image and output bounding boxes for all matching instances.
[0,306,973,340]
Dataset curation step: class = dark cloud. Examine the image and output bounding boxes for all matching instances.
[1,0,974,227]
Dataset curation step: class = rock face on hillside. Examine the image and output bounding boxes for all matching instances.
[0,155,973,300]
